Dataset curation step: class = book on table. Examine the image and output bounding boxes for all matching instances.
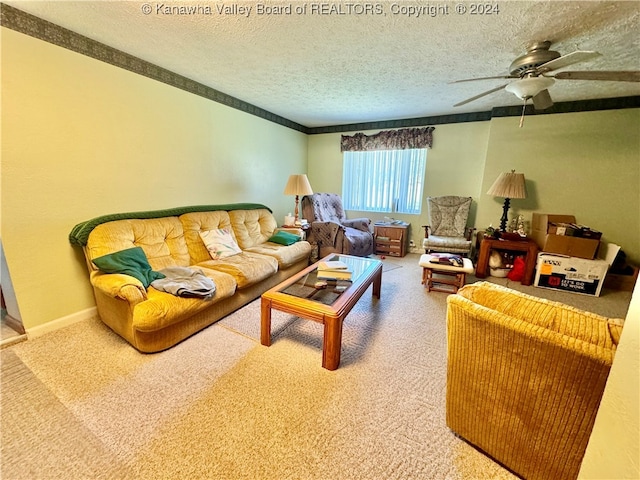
[317,268,352,280]
[317,260,349,271]
[317,259,352,280]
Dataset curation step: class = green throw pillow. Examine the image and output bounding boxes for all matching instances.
[268,231,300,246]
[93,246,165,288]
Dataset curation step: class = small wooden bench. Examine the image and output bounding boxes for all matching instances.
[419,254,475,293]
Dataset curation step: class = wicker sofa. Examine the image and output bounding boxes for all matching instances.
[446,281,624,480]
[69,204,311,352]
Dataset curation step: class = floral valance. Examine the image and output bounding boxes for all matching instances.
[340,126,434,152]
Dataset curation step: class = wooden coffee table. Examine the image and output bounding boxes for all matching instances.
[261,254,382,370]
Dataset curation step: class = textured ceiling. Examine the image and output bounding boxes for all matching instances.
[5,1,640,127]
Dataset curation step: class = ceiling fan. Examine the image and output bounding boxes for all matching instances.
[452,41,640,126]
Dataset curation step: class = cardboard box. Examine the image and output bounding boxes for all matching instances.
[534,253,608,296]
[531,214,600,259]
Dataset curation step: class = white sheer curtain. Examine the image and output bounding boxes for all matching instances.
[342,148,427,214]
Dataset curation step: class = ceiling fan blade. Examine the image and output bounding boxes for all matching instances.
[532,89,553,110]
[537,50,601,72]
[554,71,640,82]
[453,84,509,107]
[450,75,517,84]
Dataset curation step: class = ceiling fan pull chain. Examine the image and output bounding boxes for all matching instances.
[519,99,527,128]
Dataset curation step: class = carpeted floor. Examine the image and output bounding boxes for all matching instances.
[1,253,632,479]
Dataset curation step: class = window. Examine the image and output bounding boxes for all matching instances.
[342,148,427,214]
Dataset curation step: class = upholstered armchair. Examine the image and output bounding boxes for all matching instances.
[301,193,374,258]
[422,196,474,257]
[446,282,622,480]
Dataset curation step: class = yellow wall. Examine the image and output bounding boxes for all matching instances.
[1,28,307,329]
[477,110,640,262]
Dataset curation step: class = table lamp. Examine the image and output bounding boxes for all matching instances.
[283,174,313,225]
[486,170,527,231]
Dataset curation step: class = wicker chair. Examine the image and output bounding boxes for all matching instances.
[301,193,374,258]
[422,196,474,256]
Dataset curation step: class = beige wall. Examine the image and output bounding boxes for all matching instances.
[1,28,307,330]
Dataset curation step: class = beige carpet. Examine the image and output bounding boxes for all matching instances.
[1,254,631,479]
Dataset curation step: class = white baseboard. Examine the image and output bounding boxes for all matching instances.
[26,307,98,339]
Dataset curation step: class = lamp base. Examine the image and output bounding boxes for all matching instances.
[499,198,511,232]
[294,195,300,224]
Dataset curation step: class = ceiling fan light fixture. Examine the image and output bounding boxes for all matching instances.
[505,76,555,99]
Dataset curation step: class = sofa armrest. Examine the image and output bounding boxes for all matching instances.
[90,271,148,305]
[308,221,343,247]
[342,218,371,232]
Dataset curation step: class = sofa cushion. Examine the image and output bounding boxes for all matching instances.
[86,217,191,270]
[199,228,242,259]
[134,267,237,332]
[180,211,234,264]
[244,241,311,269]
[229,209,277,249]
[196,252,278,289]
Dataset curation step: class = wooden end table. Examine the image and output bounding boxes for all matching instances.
[261,254,382,370]
[475,237,539,286]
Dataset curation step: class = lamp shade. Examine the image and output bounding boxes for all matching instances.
[487,171,527,199]
[283,174,313,196]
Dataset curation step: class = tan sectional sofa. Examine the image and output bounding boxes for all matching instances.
[69,204,311,352]
[446,281,624,480]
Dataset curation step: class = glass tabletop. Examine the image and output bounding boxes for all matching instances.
[281,254,380,306]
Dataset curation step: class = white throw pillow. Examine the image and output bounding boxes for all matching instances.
[199,228,242,260]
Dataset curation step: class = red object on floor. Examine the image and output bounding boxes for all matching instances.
[507,256,525,281]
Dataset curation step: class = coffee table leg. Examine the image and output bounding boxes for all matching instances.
[260,297,272,346]
[322,316,343,371]
[372,269,382,299]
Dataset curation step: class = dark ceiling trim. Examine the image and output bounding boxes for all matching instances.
[2,3,638,136]
[490,96,640,118]
[307,112,493,135]
[307,96,640,134]
[0,3,310,134]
